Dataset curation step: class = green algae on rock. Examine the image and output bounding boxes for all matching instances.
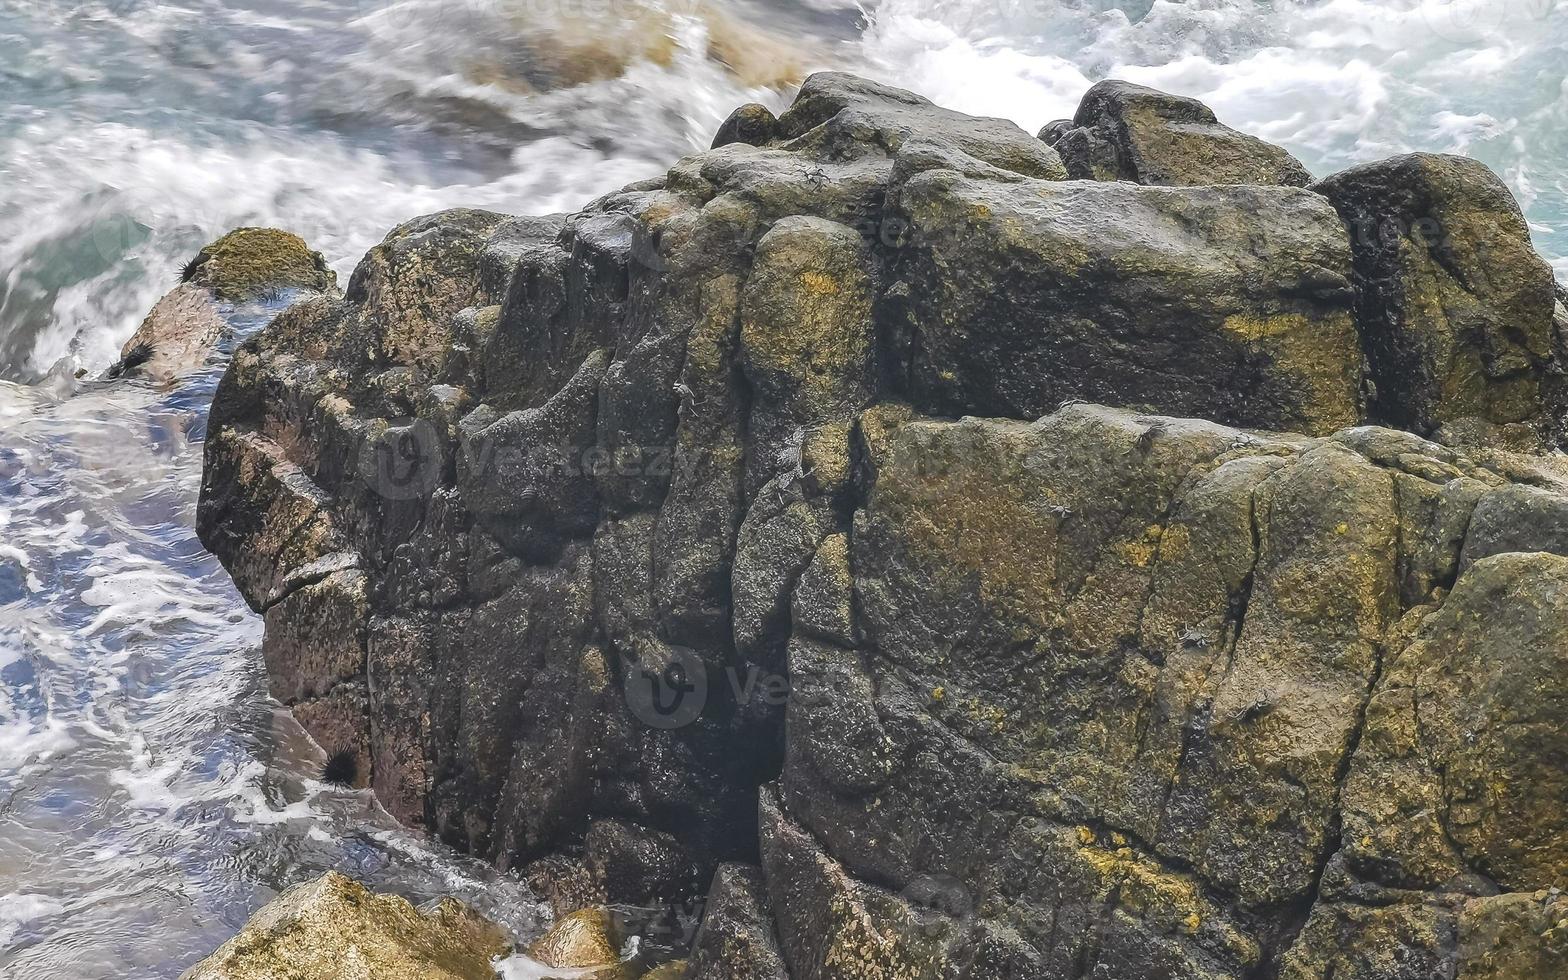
[184,227,336,301]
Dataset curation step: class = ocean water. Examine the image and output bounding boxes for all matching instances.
[0,0,1564,975]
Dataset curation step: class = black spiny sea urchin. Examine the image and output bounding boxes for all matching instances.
[319,749,358,787]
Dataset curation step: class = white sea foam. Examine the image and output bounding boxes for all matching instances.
[859,0,1568,261]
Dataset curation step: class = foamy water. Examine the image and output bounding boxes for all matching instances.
[0,0,1564,976]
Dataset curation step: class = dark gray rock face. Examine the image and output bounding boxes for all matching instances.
[689,863,789,980]
[881,171,1363,433]
[1315,153,1565,444]
[196,72,1568,979]
[1050,80,1313,187]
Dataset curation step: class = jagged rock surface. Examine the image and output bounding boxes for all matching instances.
[197,73,1568,979]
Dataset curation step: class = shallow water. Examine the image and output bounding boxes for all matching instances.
[1,0,1565,976]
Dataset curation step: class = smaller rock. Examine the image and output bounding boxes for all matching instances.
[110,228,336,383]
[1037,118,1074,145]
[1315,153,1562,441]
[1458,891,1568,980]
[790,533,855,648]
[525,908,634,979]
[1461,483,1568,569]
[584,818,702,905]
[182,227,336,301]
[712,103,779,148]
[1054,79,1312,187]
[773,71,1067,179]
[689,864,789,980]
[179,871,510,980]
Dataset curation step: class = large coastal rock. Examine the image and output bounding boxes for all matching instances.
[196,72,1568,978]
[179,872,509,980]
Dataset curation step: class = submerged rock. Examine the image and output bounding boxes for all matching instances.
[193,72,1568,978]
[179,871,509,980]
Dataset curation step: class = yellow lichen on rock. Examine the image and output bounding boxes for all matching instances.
[178,871,510,980]
[525,907,635,979]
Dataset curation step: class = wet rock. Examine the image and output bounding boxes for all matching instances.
[1337,552,1568,892]
[1036,118,1074,145]
[179,871,509,980]
[738,215,877,485]
[261,567,367,704]
[789,533,855,649]
[772,72,1067,180]
[585,818,703,905]
[1052,80,1313,187]
[198,430,349,611]
[713,103,779,148]
[689,863,789,980]
[1457,891,1568,980]
[526,907,634,979]
[1315,153,1564,442]
[183,227,337,301]
[346,208,509,376]
[1460,482,1568,568]
[193,73,1568,979]
[110,227,336,383]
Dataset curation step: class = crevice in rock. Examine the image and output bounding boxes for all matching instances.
[1409,678,1500,894]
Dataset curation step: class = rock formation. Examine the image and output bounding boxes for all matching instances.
[195,73,1568,978]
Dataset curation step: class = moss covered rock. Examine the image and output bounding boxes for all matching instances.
[179,872,509,980]
[1315,153,1564,443]
[110,227,336,382]
[185,227,336,301]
